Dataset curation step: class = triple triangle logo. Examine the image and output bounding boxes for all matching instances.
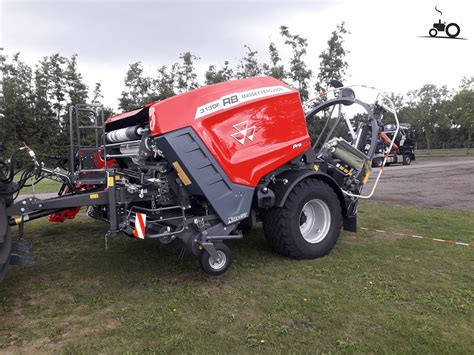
[231,120,256,145]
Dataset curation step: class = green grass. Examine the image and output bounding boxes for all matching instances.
[0,202,472,353]
[416,149,472,157]
[15,178,60,194]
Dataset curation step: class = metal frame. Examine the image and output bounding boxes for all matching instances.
[126,205,186,239]
[69,104,107,184]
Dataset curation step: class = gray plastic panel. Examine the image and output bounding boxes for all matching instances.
[155,127,254,225]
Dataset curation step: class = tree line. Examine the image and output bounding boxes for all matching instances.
[0,23,472,158]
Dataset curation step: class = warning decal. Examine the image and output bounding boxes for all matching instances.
[133,213,147,239]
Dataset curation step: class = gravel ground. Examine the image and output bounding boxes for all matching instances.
[366,156,474,211]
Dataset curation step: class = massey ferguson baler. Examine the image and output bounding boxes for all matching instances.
[0,77,398,281]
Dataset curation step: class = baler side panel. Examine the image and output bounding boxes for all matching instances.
[197,93,311,186]
[156,127,254,225]
[147,77,311,187]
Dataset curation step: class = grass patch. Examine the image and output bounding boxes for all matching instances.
[0,202,472,353]
[416,149,473,157]
[15,178,60,194]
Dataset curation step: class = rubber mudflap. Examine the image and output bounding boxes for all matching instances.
[0,200,12,283]
[0,226,11,284]
[0,201,6,244]
[0,253,10,284]
[0,226,12,265]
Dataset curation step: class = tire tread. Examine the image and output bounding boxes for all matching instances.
[263,179,342,259]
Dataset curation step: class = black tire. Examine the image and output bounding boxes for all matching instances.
[446,23,460,38]
[429,28,437,37]
[238,218,253,235]
[0,225,12,284]
[199,243,232,276]
[402,153,412,165]
[263,179,342,259]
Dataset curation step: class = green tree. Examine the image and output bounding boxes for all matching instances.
[406,84,450,150]
[262,42,285,80]
[65,54,88,106]
[280,25,312,101]
[236,45,262,79]
[91,82,103,105]
[32,58,58,153]
[315,22,350,95]
[91,82,115,122]
[204,61,234,85]
[45,54,68,125]
[61,54,89,147]
[119,62,153,111]
[451,77,473,150]
[153,64,177,101]
[386,92,405,111]
[176,52,200,92]
[1,53,36,153]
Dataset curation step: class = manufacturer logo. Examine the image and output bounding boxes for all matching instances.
[228,212,249,224]
[231,120,256,145]
[194,85,292,119]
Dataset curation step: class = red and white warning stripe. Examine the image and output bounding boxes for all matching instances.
[133,213,147,239]
[360,227,473,248]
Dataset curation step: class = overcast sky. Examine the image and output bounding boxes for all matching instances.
[1,0,473,109]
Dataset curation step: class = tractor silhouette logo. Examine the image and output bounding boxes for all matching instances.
[428,6,460,38]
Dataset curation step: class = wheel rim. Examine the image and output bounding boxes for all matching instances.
[299,199,331,244]
[209,250,226,271]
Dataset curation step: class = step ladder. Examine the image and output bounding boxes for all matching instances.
[68,104,108,185]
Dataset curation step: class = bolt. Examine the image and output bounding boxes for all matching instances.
[20,208,25,212]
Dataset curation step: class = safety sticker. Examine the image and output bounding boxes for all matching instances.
[194,85,292,119]
[133,212,147,239]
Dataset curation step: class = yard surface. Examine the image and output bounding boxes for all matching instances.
[367,156,474,211]
[0,202,472,353]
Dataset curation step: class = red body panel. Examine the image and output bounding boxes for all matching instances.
[107,77,311,186]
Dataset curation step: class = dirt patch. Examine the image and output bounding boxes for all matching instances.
[366,156,474,211]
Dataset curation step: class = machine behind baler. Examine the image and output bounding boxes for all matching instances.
[0,77,398,282]
[372,123,416,167]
